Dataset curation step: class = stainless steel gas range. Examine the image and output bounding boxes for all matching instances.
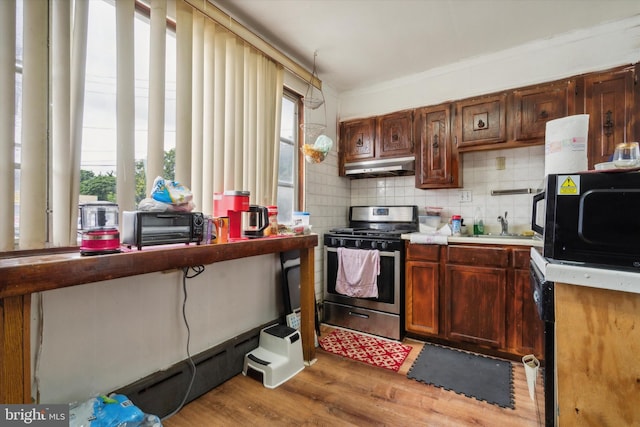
[323,205,418,340]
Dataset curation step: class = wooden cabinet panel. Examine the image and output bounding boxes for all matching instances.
[445,264,507,348]
[414,105,460,189]
[406,261,440,336]
[514,268,544,357]
[555,283,640,426]
[377,110,414,158]
[512,80,575,142]
[406,242,440,261]
[509,248,544,357]
[340,118,376,163]
[446,245,509,268]
[456,93,507,148]
[512,247,531,269]
[583,66,636,169]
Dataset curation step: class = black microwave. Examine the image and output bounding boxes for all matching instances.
[532,171,640,270]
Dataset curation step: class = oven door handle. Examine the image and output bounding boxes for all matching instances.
[325,247,396,257]
[348,311,369,319]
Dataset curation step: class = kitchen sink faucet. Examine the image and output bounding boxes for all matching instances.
[498,212,508,235]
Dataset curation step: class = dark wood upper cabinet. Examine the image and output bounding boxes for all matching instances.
[338,64,639,178]
[339,112,413,175]
[340,118,376,163]
[377,110,414,158]
[582,65,637,169]
[456,93,507,149]
[414,104,460,189]
[511,80,576,142]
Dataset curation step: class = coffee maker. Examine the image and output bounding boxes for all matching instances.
[242,205,269,238]
[213,190,250,241]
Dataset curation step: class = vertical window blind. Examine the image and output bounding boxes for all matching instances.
[2,0,289,250]
[0,0,16,251]
[181,3,284,212]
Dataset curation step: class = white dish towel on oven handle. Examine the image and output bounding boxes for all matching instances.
[335,247,380,298]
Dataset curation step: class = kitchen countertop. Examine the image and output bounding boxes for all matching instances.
[402,232,543,247]
[530,247,640,295]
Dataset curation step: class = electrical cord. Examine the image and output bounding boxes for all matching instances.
[161,265,205,422]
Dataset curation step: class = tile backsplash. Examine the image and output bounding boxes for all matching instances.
[350,145,545,234]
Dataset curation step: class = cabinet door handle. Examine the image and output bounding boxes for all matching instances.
[539,110,548,119]
[477,119,486,129]
[432,135,439,149]
[356,137,364,147]
[604,110,614,137]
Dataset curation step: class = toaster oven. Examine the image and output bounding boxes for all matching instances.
[122,211,205,250]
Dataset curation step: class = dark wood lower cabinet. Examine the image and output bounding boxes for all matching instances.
[445,264,507,348]
[405,244,441,336]
[406,260,440,336]
[512,248,544,359]
[405,242,544,360]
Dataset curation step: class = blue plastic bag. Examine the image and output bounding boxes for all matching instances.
[150,176,192,205]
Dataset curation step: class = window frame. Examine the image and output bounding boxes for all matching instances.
[278,88,304,222]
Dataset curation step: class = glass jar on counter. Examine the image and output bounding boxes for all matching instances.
[267,205,278,235]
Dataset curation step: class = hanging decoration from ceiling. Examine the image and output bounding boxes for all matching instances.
[300,51,333,164]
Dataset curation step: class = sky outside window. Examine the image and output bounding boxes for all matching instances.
[82,0,176,175]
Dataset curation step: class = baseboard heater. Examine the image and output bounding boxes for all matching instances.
[114,319,279,419]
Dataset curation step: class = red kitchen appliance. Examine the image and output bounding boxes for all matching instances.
[213,191,250,241]
[78,202,121,255]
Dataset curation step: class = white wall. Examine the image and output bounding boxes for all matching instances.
[303,83,351,297]
[340,16,640,119]
[34,255,280,404]
[351,146,545,234]
[341,15,640,231]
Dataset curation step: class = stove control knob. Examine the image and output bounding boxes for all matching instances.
[370,240,377,249]
[355,240,361,248]
[330,238,337,246]
[380,241,388,250]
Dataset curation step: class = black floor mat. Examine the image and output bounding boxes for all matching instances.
[407,343,514,409]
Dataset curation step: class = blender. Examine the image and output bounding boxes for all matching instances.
[78,202,121,255]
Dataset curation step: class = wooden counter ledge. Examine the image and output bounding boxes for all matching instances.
[0,234,318,403]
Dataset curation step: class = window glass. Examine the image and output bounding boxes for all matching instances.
[277,93,299,224]
[81,0,176,203]
[13,1,23,240]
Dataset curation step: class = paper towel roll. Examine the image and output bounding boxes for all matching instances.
[409,233,448,245]
[545,114,589,175]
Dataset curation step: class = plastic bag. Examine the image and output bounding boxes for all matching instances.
[150,177,193,205]
[138,197,195,212]
[301,134,333,164]
[69,394,162,427]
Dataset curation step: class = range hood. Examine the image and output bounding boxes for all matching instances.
[344,156,415,178]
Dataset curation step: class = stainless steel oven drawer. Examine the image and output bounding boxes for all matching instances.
[323,301,401,340]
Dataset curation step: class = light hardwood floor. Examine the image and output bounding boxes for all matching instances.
[164,326,545,426]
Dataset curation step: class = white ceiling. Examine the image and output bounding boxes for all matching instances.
[212,0,640,93]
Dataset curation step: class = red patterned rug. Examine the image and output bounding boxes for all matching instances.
[319,329,412,372]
